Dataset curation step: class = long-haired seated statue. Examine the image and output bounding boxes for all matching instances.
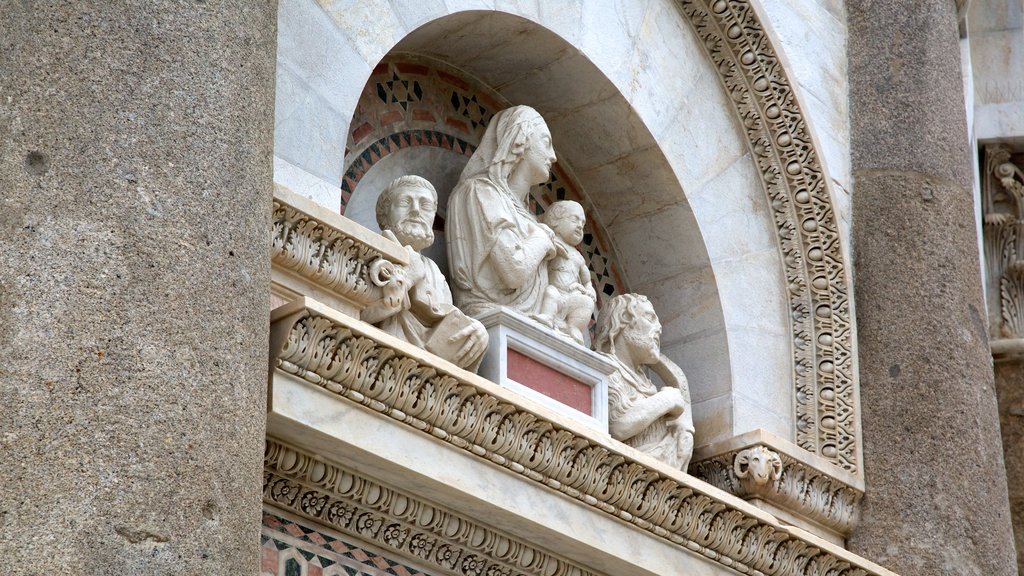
[594,294,694,471]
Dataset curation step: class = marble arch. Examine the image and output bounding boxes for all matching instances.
[273,0,856,474]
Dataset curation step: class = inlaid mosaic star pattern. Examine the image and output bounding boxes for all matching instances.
[261,510,433,576]
[343,58,624,305]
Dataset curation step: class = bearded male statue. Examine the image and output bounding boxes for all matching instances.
[363,175,488,372]
[594,294,694,471]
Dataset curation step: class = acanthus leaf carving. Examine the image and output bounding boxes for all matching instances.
[269,303,886,575]
[691,444,862,535]
[983,144,1024,345]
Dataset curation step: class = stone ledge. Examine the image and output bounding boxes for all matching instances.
[991,338,1024,363]
[268,296,895,576]
[691,430,863,544]
[271,183,408,315]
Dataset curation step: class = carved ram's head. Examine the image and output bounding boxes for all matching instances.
[733,446,783,486]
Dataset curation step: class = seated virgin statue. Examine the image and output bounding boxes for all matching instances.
[594,294,694,471]
[363,175,488,372]
[446,105,558,318]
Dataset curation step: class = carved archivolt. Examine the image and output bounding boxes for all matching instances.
[692,445,862,535]
[271,303,885,576]
[271,195,400,307]
[264,437,595,576]
[678,0,857,474]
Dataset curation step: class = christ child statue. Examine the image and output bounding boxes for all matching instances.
[538,200,597,345]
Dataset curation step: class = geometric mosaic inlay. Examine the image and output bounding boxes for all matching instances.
[261,509,435,576]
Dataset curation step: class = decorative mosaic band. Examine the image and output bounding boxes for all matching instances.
[678,0,858,474]
[262,510,433,576]
[269,300,887,576]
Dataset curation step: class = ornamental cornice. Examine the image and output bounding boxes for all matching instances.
[271,184,407,310]
[269,298,892,576]
[691,431,863,537]
[264,437,596,576]
[677,0,858,475]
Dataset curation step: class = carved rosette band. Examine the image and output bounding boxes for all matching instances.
[271,195,400,307]
[677,0,857,474]
[692,445,862,535]
[270,303,885,576]
[264,438,595,576]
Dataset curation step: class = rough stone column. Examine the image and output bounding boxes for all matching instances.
[996,363,1024,573]
[0,3,276,574]
[847,1,1018,574]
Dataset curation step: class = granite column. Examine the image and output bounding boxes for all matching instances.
[0,2,276,573]
[847,1,1017,573]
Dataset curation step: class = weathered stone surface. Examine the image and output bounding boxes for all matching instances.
[0,2,276,574]
[996,362,1024,575]
[848,1,1017,573]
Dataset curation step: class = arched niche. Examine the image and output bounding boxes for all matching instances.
[274,0,855,470]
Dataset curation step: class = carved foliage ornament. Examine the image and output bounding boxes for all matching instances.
[983,144,1024,340]
[271,198,400,306]
[692,446,862,534]
[264,438,594,576]
[678,0,856,473]
[271,306,882,576]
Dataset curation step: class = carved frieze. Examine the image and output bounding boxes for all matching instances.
[271,184,407,310]
[264,437,595,576]
[678,0,858,474]
[269,298,888,576]
[983,144,1024,358]
[691,434,863,537]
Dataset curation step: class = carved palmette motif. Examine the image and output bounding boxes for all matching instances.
[692,446,862,534]
[272,308,883,576]
[676,0,857,473]
[271,198,394,306]
[983,144,1024,339]
[264,438,591,576]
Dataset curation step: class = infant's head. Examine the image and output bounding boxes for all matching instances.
[542,200,585,246]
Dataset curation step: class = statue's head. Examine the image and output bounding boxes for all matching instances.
[376,175,438,251]
[462,105,556,191]
[542,200,585,246]
[594,293,662,366]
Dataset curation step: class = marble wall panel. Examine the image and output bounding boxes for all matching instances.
[661,325,732,402]
[278,0,369,114]
[274,157,343,209]
[757,0,851,204]
[498,52,619,116]
[275,64,351,186]
[314,0,406,65]
[690,394,734,447]
[388,0,448,31]
[969,0,1024,141]
[685,154,777,264]
[627,0,709,139]
[733,392,792,441]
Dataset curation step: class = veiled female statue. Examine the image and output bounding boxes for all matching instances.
[446,105,558,317]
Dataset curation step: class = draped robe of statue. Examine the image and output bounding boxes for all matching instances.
[374,250,455,350]
[446,107,551,317]
[606,354,692,470]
